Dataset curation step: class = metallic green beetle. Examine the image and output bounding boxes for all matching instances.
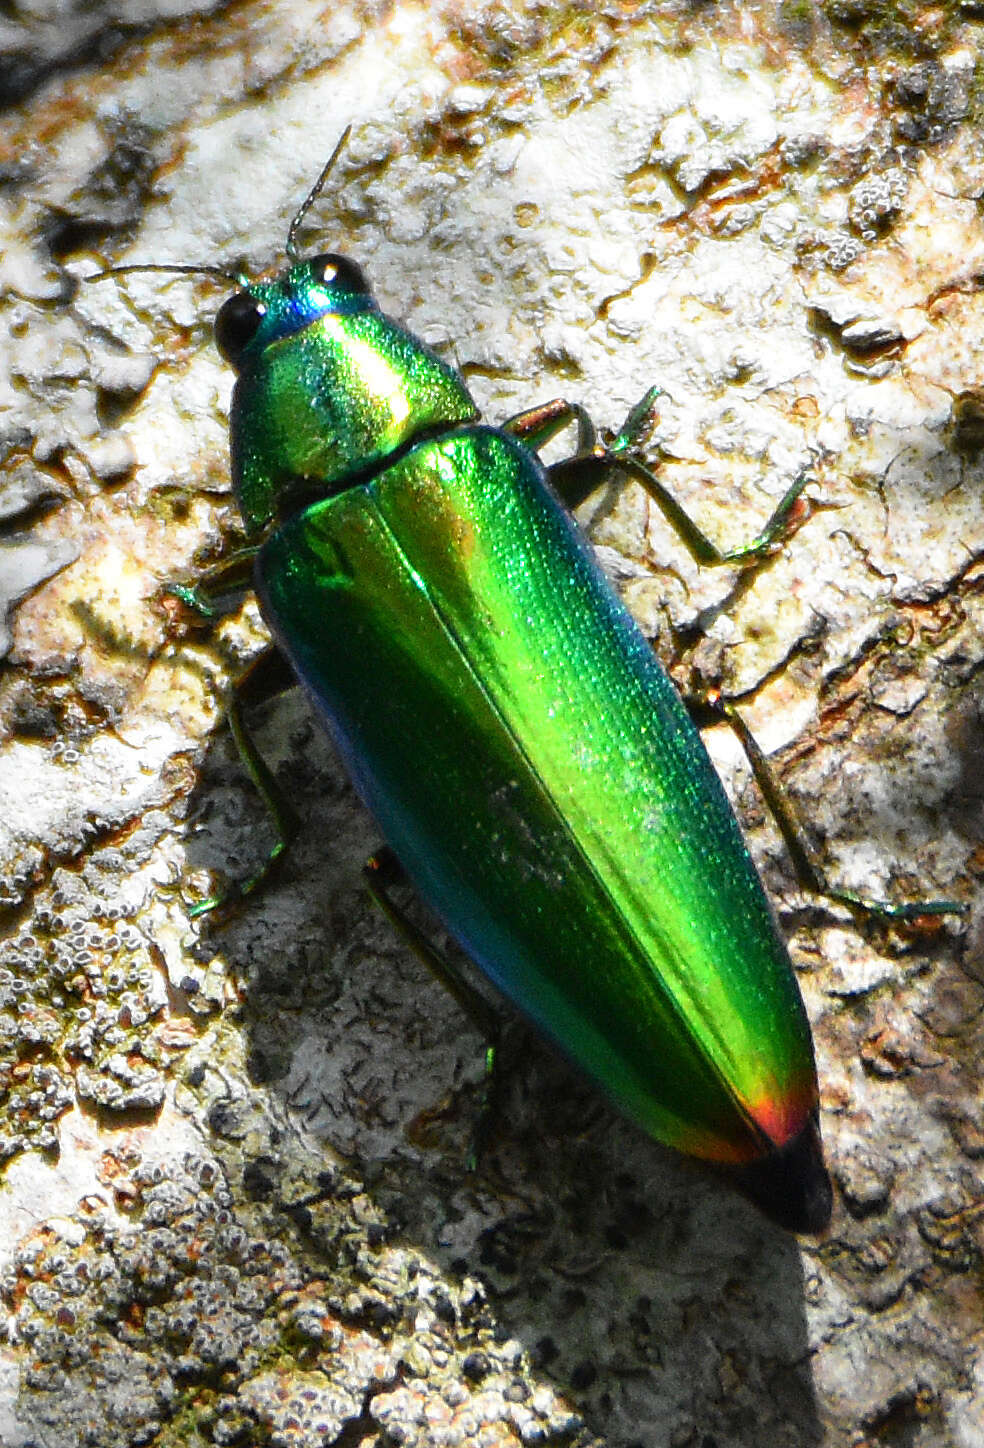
[104,153,837,1232]
[203,229,834,1233]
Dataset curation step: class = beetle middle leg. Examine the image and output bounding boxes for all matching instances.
[188,655,302,917]
[690,692,966,922]
[165,546,302,915]
[505,388,813,567]
[364,846,502,1166]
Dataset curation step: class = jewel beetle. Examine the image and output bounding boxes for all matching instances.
[96,140,856,1233]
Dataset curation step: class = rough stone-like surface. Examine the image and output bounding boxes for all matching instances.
[2,3,984,1446]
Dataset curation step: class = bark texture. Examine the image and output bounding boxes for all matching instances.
[1,4,983,1446]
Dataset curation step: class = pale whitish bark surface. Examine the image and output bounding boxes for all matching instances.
[1,4,983,1446]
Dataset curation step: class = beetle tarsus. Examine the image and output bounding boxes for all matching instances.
[714,697,967,923]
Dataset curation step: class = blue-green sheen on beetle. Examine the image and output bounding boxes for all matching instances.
[212,241,833,1234]
[103,163,840,1233]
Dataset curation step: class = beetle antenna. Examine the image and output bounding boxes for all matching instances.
[87,262,243,284]
[285,125,353,261]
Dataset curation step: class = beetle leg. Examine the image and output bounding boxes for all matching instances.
[189,681,301,917]
[172,538,303,916]
[364,846,502,1165]
[502,397,597,454]
[168,543,261,618]
[696,693,967,922]
[549,442,813,566]
[513,385,815,567]
[609,385,818,565]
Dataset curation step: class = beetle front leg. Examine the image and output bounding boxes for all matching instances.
[502,397,597,455]
[516,386,816,567]
[363,846,502,1166]
[693,693,967,923]
[609,386,815,566]
[167,543,262,618]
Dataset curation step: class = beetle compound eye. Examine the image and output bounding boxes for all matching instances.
[214,291,267,368]
[310,253,371,296]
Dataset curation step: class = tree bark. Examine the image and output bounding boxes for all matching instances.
[1,4,983,1445]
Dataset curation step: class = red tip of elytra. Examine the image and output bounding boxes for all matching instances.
[727,1112,832,1234]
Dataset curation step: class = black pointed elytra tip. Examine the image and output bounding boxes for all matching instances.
[728,1114,833,1234]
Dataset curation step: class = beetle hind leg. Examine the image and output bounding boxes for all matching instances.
[363,847,502,1167]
